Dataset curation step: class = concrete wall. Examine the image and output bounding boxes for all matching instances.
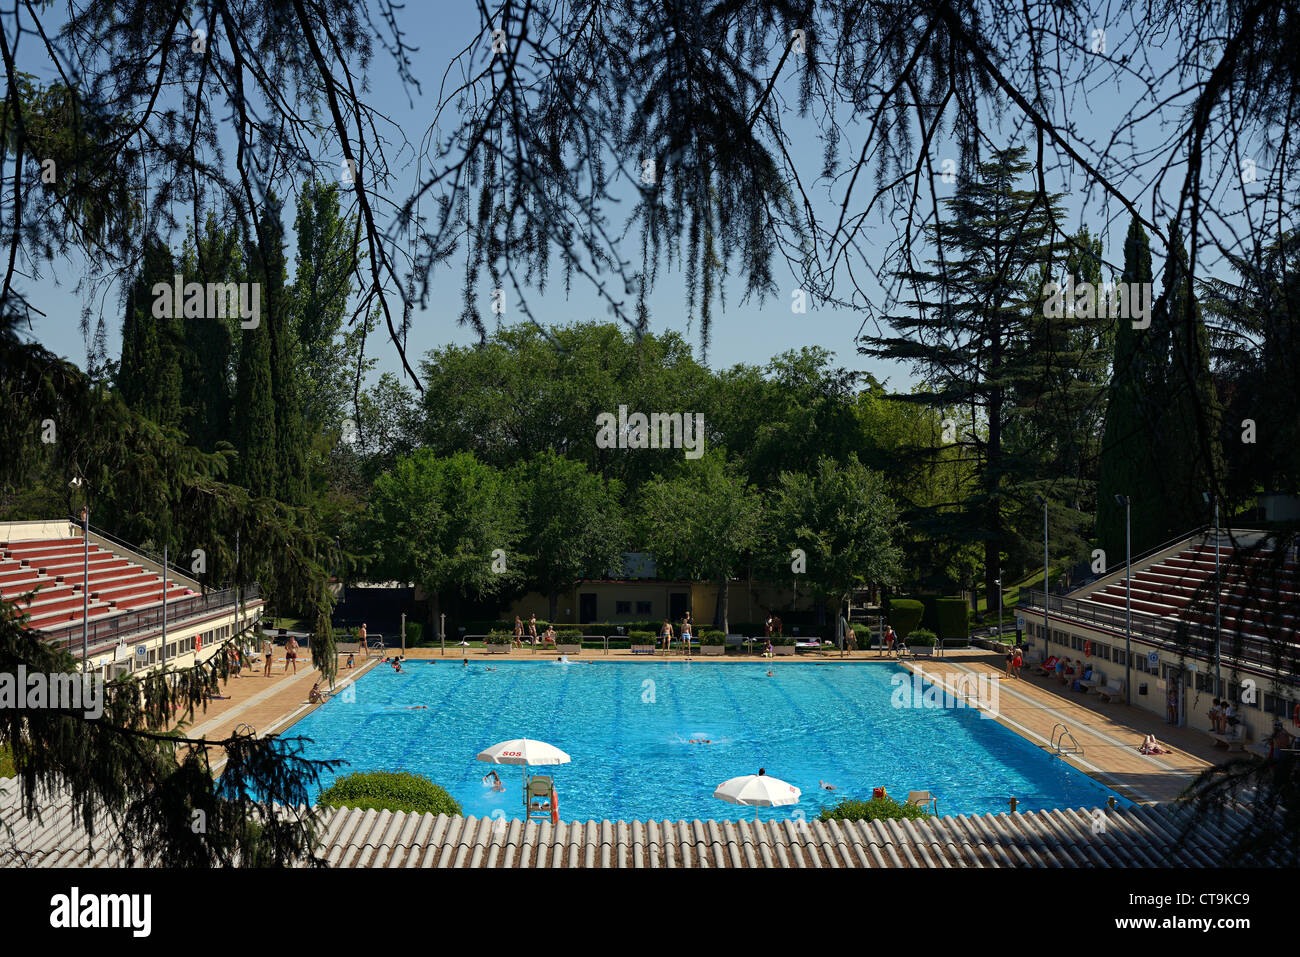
[1025,616,1292,749]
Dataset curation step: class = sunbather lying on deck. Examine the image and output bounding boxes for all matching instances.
[1139,734,1168,755]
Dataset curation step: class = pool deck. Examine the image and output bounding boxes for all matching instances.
[177,645,1219,803]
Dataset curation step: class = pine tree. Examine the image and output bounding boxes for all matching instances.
[860,146,1067,605]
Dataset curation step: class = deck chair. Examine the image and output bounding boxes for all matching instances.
[905,790,938,815]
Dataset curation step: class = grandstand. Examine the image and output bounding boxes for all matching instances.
[1,519,262,678]
[1020,528,1300,749]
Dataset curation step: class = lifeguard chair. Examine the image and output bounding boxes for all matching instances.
[525,771,560,825]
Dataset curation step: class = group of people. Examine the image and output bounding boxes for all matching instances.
[512,614,560,648]
[1002,644,1025,678]
[1207,698,1240,734]
[660,613,695,654]
[1034,655,1092,691]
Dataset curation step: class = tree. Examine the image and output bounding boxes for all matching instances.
[364,450,523,636]
[1159,223,1225,537]
[248,194,306,506]
[513,451,627,621]
[860,145,1067,605]
[292,179,360,437]
[116,236,182,430]
[178,213,241,452]
[765,454,904,617]
[638,454,762,633]
[1096,216,1161,561]
[231,291,277,498]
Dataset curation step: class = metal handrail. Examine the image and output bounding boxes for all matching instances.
[1019,586,1295,677]
[39,583,261,654]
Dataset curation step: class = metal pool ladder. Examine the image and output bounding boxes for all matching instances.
[1051,723,1084,756]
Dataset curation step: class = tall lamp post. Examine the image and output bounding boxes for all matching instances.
[1202,492,1222,697]
[1037,494,1049,655]
[994,574,1003,640]
[1115,494,1132,705]
[79,502,89,668]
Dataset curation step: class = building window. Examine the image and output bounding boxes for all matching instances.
[636,601,652,615]
[615,601,631,615]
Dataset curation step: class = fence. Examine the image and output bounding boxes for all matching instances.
[43,584,260,659]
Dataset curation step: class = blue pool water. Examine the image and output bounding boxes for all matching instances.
[287,660,1128,821]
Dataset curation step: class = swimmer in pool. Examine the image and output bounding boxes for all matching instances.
[766,669,774,677]
[482,770,505,791]
[688,738,711,744]
[462,658,468,667]
[819,781,838,791]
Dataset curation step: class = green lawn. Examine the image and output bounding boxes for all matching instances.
[974,561,1067,617]
[0,743,14,777]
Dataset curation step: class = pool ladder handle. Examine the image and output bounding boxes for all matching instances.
[1050,723,1084,756]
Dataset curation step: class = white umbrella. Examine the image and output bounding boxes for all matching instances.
[714,773,801,809]
[477,738,571,817]
[476,738,571,766]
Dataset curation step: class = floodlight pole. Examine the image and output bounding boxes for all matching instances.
[1213,499,1221,696]
[1117,494,1132,706]
[81,506,89,668]
[1041,496,1050,656]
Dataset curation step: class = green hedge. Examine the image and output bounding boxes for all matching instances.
[888,599,925,639]
[907,628,938,646]
[818,795,930,823]
[629,631,655,643]
[935,599,969,640]
[318,771,462,816]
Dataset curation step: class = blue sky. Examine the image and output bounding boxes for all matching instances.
[14,3,1239,392]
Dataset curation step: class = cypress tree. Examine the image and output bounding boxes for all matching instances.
[1096,216,1159,562]
[245,195,305,503]
[232,240,277,497]
[1160,223,1224,536]
[179,213,239,453]
[117,236,181,428]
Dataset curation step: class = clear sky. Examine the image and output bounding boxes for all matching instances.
[15,3,1239,392]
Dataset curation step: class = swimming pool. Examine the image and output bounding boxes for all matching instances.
[288,660,1128,821]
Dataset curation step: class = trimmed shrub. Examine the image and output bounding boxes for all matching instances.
[485,631,511,645]
[907,628,938,646]
[818,795,930,823]
[700,630,725,645]
[935,599,969,641]
[318,771,462,816]
[629,631,655,643]
[889,599,925,638]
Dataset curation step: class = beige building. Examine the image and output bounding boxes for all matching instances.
[502,554,821,627]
